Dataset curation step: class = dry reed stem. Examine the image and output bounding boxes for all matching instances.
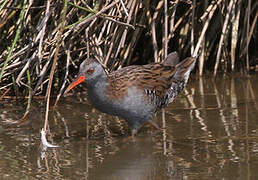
[20,69,32,120]
[162,0,169,155]
[240,11,258,59]
[246,0,251,72]
[198,0,208,76]
[72,0,119,35]
[231,0,241,71]
[114,0,136,61]
[145,0,158,62]
[191,0,195,55]
[194,0,223,57]
[0,0,257,100]
[214,0,236,76]
[164,0,168,60]
[37,0,51,65]
[53,42,71,108]
[124,12,145,66]
[44,0,67,131]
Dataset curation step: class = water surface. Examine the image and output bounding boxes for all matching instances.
[0,74,258,180]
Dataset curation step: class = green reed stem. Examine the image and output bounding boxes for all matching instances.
[65,2,99,29]
[66,1,96,13]
[11,74,18,97]
[0,0,8,12]
[0,0,27,81]
[25,69,32,113]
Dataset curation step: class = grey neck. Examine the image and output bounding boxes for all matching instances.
[86,74,110,110]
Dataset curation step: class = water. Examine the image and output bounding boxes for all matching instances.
[0,74,258,180]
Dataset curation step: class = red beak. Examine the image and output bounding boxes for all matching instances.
[64,75,86,96]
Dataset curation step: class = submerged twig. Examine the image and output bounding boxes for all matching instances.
[41,128,59,148]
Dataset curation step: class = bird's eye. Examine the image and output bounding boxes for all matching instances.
[87,68,94,75]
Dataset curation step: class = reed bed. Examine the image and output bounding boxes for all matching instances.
[0,0,257,99]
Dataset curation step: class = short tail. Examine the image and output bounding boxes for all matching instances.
[173,56,196,83]
[167,56,196,104]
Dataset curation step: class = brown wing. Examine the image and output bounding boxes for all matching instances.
[107,63,177,103]
[107,57,196,109]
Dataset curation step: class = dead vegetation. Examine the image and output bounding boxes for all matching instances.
[0,0,257,100]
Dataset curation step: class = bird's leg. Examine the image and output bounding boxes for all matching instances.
[149,120,160,130]
[122,129,137,142]
[131,129,138,138]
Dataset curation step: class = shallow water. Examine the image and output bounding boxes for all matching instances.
[0,74,258,180]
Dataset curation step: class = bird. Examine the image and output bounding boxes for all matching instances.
[64,52,196,137]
